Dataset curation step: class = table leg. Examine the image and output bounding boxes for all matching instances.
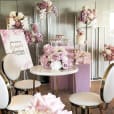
[53,76,59,95]
[33,79,35,95]
[73,73,76,93]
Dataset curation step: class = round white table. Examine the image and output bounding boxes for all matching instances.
[30,65,78,94]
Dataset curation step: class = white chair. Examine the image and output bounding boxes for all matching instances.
[0,71,33,113]
[2,54,41,95]
[69,63,114,114]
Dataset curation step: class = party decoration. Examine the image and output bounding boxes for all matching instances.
[7,11,29,30]
[36,0,58,19]
[102,44,114,61]
[78,6,96,25]
[18,93,72,114]
[40,44,74,70]
[24,23,43,45]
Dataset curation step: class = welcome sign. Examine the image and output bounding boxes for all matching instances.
[0,29,33,70]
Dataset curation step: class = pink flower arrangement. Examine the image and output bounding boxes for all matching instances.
[78,6,96,24]
[18,93,72,114]
[24,23,43,44]
[40,44,74,70]
[102,44,114,61]
[40,44,91,68]
[36,0,58,19]
[74,49,91,64]
[8,11,28,29]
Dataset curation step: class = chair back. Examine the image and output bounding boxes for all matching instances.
[100,63,114,103]
[2,54,21,81]
[0,72,10,109]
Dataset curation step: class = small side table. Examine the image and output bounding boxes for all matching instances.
[50,64,90,93]
[30,65,78,94]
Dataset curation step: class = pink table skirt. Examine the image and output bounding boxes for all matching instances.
[50,64,90,93]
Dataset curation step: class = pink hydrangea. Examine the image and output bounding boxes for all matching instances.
[25,93,72,114]
[43,44,54,55]
[40,44,74,70]
[36,0,58,19]
[24,23,43,44]
[102,44,114,61]
[74,49,91,64]
[79,6,96,24]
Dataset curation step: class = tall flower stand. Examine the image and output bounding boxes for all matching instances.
[85,23,88,52]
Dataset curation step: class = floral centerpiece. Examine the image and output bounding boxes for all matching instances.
[18,93,72,114]
[24,23,43,45]
[36,0,58,19]
[77,6,96,50]
[74,49,91,64]
[40,44,74,70]
[7,11,29,29]
[78,6,96,25]
[7,12,43,45]
[102,44,114,61]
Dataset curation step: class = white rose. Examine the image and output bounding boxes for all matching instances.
[9,11,16,17]
[50,61,62,70]
[105,49,112,55]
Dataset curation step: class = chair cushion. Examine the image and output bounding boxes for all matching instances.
[14,79,41,89]
[7,95,33,111]
[69,92,102,107]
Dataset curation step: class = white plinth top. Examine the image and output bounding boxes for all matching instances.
[30,65,78,76]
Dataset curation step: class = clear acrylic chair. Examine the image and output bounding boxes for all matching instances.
[69,63,114,114]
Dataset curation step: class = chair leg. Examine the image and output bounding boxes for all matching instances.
[35,87,40,95]
[1,109,6,114]
[99,104,108,114]
[86,108,89,114]
[15,89,18,95]
[1,109,11,114]
[99,107,103,114]
[25,90,29,94]
[75,106,78,114]
[71,104,76,114]
[81,107,86,114]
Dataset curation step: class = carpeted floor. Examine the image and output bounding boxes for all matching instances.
[0,80,114,114]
